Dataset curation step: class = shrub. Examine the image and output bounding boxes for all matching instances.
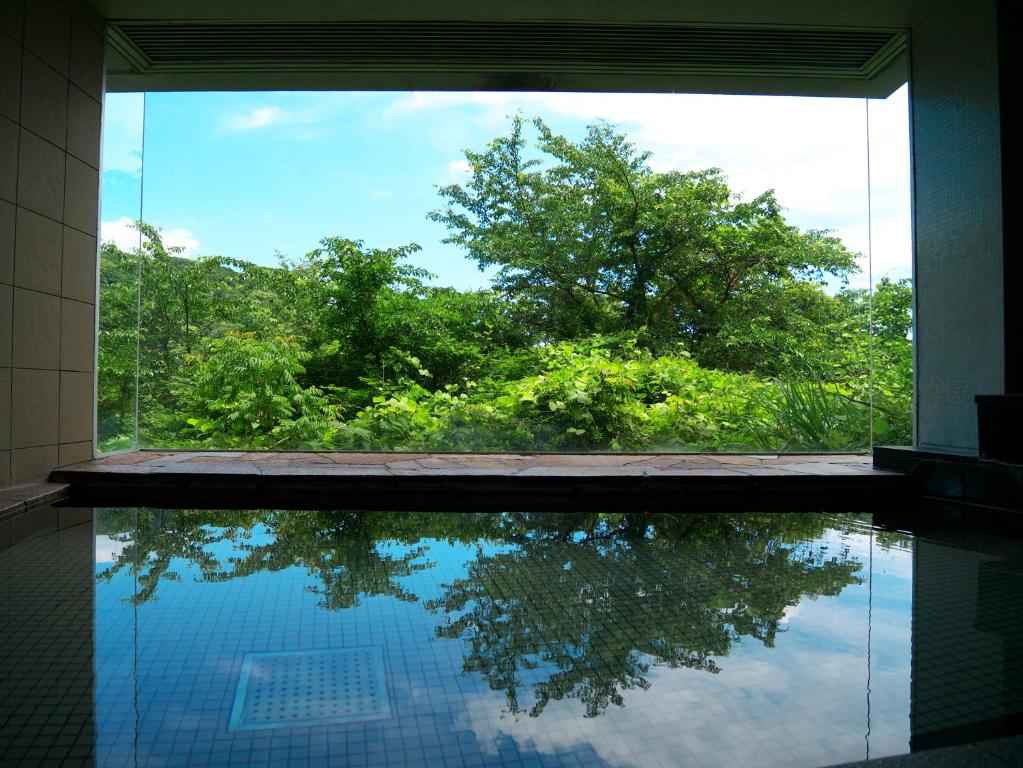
[741,378,874,451]
[173,331,338,448]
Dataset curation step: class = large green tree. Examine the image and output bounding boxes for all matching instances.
[432,117,858,365]
[275,237,524,399]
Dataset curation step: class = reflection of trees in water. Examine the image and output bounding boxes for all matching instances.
[426,512,863,718]
[97,510,498,609]
[212,511,437,610]
[99,510,863,717]
[97,508,263,606]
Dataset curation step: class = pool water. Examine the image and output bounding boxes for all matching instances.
[2,509,1022,767]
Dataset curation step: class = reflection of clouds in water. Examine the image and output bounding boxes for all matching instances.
[780,601,803,624]
[95,534,127,563]
[86,511,915,767]
[451,550,912,768]
[842,529,915,582]
[817,528,915,583]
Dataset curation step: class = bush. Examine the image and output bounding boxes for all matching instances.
[741,378,874,451]
[172,331,339,448]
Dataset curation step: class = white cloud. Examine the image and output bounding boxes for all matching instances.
[385,91,517,118]
[162,227,200,256]
[387,86,912,289]
[221,105,287,132]
[216,98,352,137]
[100,217,143,251]
[444,158,472,182]
[101,217,200,258]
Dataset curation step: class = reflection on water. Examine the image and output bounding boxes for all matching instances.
[6,508,1020,767]
[425,514,863,718]
[85,510,910,767]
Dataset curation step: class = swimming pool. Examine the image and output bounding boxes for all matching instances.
[1,509,1021,767]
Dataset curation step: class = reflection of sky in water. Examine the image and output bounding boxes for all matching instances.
[93,512,912,768]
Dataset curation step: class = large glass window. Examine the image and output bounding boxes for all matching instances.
[98,87,911,453]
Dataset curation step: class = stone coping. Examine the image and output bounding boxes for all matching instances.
[50,450,909,512]
[0,483,75,551]
[59,449,884,476]
[0,483,70,520]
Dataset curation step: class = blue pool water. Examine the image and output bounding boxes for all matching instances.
[2,509,1021,767]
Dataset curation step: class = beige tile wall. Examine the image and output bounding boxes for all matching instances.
[909,0,1004,453]
[0,0,103,488]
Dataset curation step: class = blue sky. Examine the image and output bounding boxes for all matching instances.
[101,87,911,291]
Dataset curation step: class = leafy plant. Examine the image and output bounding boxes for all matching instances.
[173,331,338,448]
[742,378,875,451]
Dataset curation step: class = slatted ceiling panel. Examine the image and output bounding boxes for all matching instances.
[110,21,904,78]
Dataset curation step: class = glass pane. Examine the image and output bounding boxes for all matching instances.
[97,92,145,453]
[866,84,913,447]
[98,88,911,452]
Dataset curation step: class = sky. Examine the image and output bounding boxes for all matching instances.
[101,86,911,292]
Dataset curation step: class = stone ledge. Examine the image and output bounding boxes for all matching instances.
[0,482,70,519]
[52,450,910,512]
[0,482,73,551]
[874,445,1023,513]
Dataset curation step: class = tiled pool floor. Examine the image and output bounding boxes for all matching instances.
[1,509,1021,767]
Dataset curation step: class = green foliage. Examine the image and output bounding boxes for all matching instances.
[742,379,875,452]
[495,337,652,450]
[97,118,913,453]
[805,277,913,446]
[431,116,858,359]
[331,336,871,452]
[97,240,141,445]
[173,331,337,448]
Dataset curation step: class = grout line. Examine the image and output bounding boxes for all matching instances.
[91,18,105,462]
[0,28,20,49]
[5,109,101,173]
[968,742,1018,768]
[6,12,26,486]
[4,363,92,372]
[56,6,73,462]
[12,286,93,306]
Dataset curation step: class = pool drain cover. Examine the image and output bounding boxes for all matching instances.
[229,647,391,731]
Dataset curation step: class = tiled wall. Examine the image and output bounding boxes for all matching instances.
[0,508,96,762]
[911,0,1005,452]
[0,0,104,487]
[912,535,1022,748]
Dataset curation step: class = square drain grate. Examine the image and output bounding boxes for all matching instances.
[229,647,391,731]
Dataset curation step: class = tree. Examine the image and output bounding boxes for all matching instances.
[98,223,227,447]
[97,240,141,447]
[283,237,429,391]
[173,331,337,447]
[431,116,858,361]
[278,237,529,401]
[827,277,914,443]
